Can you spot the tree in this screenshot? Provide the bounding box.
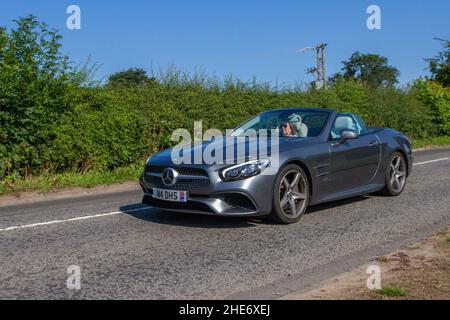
[426,38,450,87]
[330,52,400,88]
[413,79,450,135]
[107,68,155,87]
[0,16,74,146]
[0,15,83,177]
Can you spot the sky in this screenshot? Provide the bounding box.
[1,0,449,86]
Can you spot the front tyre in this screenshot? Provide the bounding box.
[270,164,310,224]
[382,151,407,196]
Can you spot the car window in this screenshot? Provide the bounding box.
[231,110,330,138]
[302,114,329,137]
[352,114,368,134]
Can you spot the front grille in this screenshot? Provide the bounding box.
[144,166,210,190]
[221,193,257,211]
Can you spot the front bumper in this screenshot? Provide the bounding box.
[139,165,276,216]
[142,192,264,217]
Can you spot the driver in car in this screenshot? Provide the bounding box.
[281,122,298,137]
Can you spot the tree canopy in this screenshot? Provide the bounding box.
[426,38,450,87]
[330,52,400,88]
[107,68,155,87]
[0,15,75,149]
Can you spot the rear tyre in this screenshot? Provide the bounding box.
[382,151,407,196]
[270,164,310,224]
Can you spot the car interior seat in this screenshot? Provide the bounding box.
[288,114,308,137]
[331,116,356,139]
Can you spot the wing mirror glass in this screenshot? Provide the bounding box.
[340,129,359,144]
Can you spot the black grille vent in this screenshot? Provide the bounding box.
[153,178,210,190]
[147,166,208,177]
[222,193,256,211]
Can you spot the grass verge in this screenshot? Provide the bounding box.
[377,286,408,298]
[0,164,143,195]
[412,136,450,149]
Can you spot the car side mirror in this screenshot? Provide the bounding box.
[340,129,359,144]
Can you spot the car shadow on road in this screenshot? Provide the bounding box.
[120,194,374,228]
[306,194,374,214]
[119,203,262,229]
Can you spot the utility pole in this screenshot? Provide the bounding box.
[297,43,327,88]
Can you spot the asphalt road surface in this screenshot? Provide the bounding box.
[0,148,449,299]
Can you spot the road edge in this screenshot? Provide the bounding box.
[226,218,450,300]
[0,181,141,208]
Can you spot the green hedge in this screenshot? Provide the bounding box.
[413,80,450,135]
[1,76,446,180]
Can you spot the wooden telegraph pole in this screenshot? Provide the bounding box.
[297,43,327,89]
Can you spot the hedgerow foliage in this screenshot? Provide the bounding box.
[413,80,450,135]
[0,16,448,181]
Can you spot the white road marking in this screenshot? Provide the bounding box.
[0,207,150,233]
[0,157,449,233]
[413,158,449,166]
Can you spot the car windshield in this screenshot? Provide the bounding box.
[230,109,330,138]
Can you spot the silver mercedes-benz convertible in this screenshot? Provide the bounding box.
[139,108,412,224]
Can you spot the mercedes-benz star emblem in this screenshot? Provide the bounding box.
[162,168,178,187]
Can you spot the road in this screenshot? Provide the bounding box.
[0,148,449,299]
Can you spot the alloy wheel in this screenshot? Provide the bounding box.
[278,170,308,218]
[389,155,407,193]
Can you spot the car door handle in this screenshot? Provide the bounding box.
[369,140,378,147]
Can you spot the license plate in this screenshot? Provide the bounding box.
[152,188,188,203]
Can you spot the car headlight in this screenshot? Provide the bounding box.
[220,159,270,181]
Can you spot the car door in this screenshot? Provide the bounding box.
[328,115,381,192]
